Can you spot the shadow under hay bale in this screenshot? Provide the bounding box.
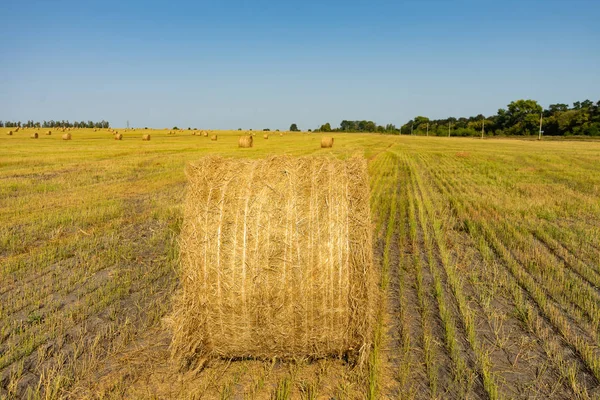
[238,135,253,148]
[171,155,376,367]
[321,137,334,148]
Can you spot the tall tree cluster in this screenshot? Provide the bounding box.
[316,120,400,133]
[400,99,600,137]
[313,99,600,136]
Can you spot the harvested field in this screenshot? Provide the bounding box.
[1,129,600,399]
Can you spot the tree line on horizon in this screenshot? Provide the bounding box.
[0,120,110,129]
[314,99,600,137]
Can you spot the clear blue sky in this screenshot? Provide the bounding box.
[1,0,599,130]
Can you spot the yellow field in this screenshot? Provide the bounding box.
[1,128,600,399]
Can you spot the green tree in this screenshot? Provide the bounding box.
[503,99,543,135]
[319,122,332,132]
[289,123,299,131]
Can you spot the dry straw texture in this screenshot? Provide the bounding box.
[62,133,71,140]
[321,137,334,148]
[210,134,217,141]
[171,155,375,366]
[114,133,123,140]
[142,134,151,141]
[238,135,253,148]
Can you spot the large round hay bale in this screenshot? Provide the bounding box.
[114,133,123,140]
[62,133,71,140]
[172,156,375,364]
[321,137,334,148]
[31,132,39,139]
[210,134,217,141]
[7,130,12,136]
[238,135,253,148]
[142,134,151,141]
[263,133,269,139]
[202,131,208,137]
[46,130,52,135]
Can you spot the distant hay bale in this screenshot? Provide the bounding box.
[203,131,208,137]
[142,134,151,141]
[279,132,283,137]
[114,133,123,140]
[62,133,71,140]
[31,132,39,139]
[7,130,12,135]
[263,133,269,139]
[238,135,253,148]
[210,134,217,141]
[171,155,375,365]
[46,130,52,135]
[321,137,334,148]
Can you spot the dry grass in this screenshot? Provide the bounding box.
[1,128,599,399]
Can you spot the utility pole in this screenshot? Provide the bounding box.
[538,114,543,140]
[448,121,451,137]
[426,123,429,137]
[481,119,485,139]
[411,124,413,135]
[127,120,130,129]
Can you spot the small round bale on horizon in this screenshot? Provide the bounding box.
[238,135,253,148]
[321,137,334,148]
[263,133,269,139]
